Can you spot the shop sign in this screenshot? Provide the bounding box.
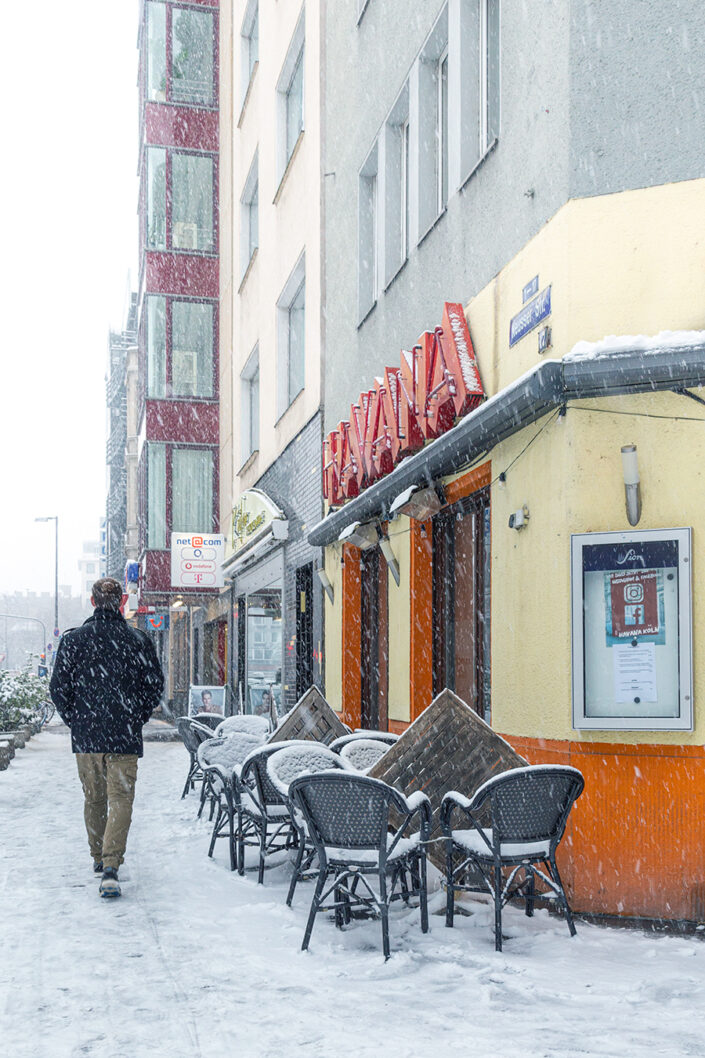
[323,302,484,508]
[509,285,552,347]
[170,533,225,588]
[146,613,169,631]
[231,489,285,555]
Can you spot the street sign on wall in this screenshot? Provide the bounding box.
[170,533,225,588]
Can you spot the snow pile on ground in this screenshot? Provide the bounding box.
[1,731,704,1058]
[564,330,705,362]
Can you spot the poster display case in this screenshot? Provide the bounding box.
[571,528,692,731]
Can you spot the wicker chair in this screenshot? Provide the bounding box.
[441,764,585,951]
[215,714,271,739]
[329,731,399,753]
[338,738,389,773]
[266,744,346,906]
[289,772,431,959]
[198,732,267,870]
[192,712,223,731]
[176,717,212,799]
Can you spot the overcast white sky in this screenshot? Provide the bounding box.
[0,2,139,600]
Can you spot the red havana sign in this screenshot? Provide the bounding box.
[323,303,484,507]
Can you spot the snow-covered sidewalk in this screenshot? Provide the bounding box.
[1,729,704,1058]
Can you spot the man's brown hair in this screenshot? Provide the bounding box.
[91,577,123,611]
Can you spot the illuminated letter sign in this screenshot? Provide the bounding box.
[322,303,484,508]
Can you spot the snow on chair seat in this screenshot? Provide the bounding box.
[215,714,271,739]
[338,738,389,773]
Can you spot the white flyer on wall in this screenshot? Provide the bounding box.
[613,643,657,704]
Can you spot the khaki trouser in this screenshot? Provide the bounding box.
[75,753,139,870]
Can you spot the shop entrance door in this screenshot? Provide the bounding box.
[360,548,389,730]
[295,563,314,700]
[432,488,491,720]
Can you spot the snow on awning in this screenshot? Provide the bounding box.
[308,337,705,548]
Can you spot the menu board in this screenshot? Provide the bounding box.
[571,529,692,731]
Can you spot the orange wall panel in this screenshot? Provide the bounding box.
[341,544,362,730]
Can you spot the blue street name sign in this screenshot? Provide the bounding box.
[510,285,552,347]
[522,276,539,303]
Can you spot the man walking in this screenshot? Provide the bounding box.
[50,577,164,899]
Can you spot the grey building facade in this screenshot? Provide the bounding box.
[322,0,705,433]
[105,293,138,582]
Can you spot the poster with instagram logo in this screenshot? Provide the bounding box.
[607,569,664,642]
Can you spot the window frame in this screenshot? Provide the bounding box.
[145,293,218,401]
[143,1,218,109]
[240,345,260,465]
[240,152,259,281]
[240,0,259,107]
[276,13,306,182]
[143,145,218,256]
[276,254,306,417]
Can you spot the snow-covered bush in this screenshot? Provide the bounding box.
[0,668,49,730]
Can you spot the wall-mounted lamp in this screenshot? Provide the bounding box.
[377,530,401,586]
[316,567,335,604]
[389,483,444,521]
[621,444,641,526]
[338,520,379,550]
[508,505,530,530]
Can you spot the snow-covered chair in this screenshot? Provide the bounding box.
[441,764,585,951]
[338,738,389,773]
[266,744,347,906]
[215,714,271,739]
[289,772,431,959]
[176,717,212,798]
[198,732,267,870]
[192,712,222,731]
[329,730,398,753]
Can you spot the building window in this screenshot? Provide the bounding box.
[241,0,259,102]
[383,85,410,286]
[277,257,305,414]
[484,0,500,147]
[418,7,448,237]
[171,152,214,252]
[172,301,214,397]
[358,144,378,319]
[458,0,500,184]
[146,2,167,102]
[147,295,167,397]
[171,7,214,106]
[146,147,167,250]
[276,15,305,179]
[144,1,215,108]
[172,448,213,533]
[147,443,166,549]
[240,154,259,278]
[240,347,260,462]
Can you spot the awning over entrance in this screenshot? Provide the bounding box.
[308,336,705,547]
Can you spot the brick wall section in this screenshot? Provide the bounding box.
[369,689,526,870]
[253,412,325,711]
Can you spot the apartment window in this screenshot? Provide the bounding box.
[240,154,259,278]
[437,49,449,213]
[276,16,305,178]
[418,8,448,237]
[146,147,167,249]
[172,301,214,397]
[277,258,305,414]
[484,0,500,146]
[147,295,167,397]
[240,347,260,461]
[241,0,259,101]
[147,443,166,549]
[358,144,378,319]
[383,85,410,286]
[458,0,500,184]
[144,1,215,107]
[146,2,167,102]
[172,448,214,533]
[172,152,214,252]
[172,7,215,106]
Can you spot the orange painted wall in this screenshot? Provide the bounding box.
[340,543,362,730]
[508,734,705,923]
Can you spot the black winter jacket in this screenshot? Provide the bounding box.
[50,609,164,756]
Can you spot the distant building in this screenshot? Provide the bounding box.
[106,294,137,581]
[78,534,105,608]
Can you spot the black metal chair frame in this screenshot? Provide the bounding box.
[198,729,265,831]
[176,717,211,799]
[289,772,432,960]
[266,745,348,907]
[329,731,399,754]
[441,764,585,951]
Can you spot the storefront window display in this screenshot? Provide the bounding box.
[234,587,283,717]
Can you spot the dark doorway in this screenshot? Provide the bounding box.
[432,488,491,720]
[295,562,314,700]
[360,548,389,730]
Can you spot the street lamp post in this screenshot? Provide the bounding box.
[35,516,59,647]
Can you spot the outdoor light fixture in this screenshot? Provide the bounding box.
[316,567,334,604]
[338,520,379,550]
[377,530,401,587]
[621,444,641,526]
[389,483,444,521]
[508,505,530,531]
